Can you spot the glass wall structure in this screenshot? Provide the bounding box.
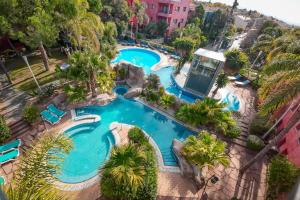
[184,49,225,96]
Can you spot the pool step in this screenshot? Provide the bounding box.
[65,126,95,136]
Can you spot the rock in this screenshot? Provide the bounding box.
[124,88,143,98]
[172,139,194,179]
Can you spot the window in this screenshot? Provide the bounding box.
[175,6,180,12]
[173,19,178,24]
[296,123,300,131]
[183,7,187,12]
[298,137,300,145]
[150,4,155,9]
[181,18,184,23]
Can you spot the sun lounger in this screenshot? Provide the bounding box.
[235,80,250,86]
[0,139,21,154]
[47,104,65,118]
[228,74,241,81]
[0,176,5,185]
[0,149,19,165]
[41,110,60,124]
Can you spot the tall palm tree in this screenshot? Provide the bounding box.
[66,0,104,53]
[4,133,72,199]
[100,144,146,200]
[173,37,196,73]
[241,40,300,172]
[212,73,229,97]
[182,130,230,169]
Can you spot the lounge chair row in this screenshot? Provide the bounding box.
[41,104,66,125]
[0,139,21,165]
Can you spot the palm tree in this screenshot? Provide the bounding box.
[241,37,300,172]
[100,144,147,200]
[68,50,109,97]
[182,130,230,169]
[133,0,148,34]
[66,0,104,53]
[4,133,72,199]
[212,73,229,97]
[160,94,176,109]
[173,37,196,73]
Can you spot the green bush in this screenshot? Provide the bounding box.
[246,135,264,151]
[0,115,10,144]
[226,126,241,138]
[64,85,86,103]
[249,114,273,136]
[267,156,300,199]
[128,127,148,145]
[22,105,40,124]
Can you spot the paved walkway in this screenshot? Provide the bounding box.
[0,74,31,123]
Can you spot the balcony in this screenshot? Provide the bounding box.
[158,0,181,3]
[157,10,172,17]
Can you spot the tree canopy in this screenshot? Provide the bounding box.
[225,49,249,70]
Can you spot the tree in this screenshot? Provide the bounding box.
[68,51,111,97]
[0,58,12,84]
[87,0,103,14]
[212,73,229,97]
[0,115,10,144]
[241,33,300,172]
[133,0,148,34]
[267,156,300,199]
[100,144,147,200]
[173,37,196,73]
[156,20,168,37]
[182,130,229,169]
[101,0,132,35]
[4,133,72,199]
[187,3,205,25]
[202,9,227,41]
[224,49,249,71]
[66,1,104,53]
[0,0,76,71]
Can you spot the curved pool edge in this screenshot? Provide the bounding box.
[53,111,103,191]
[115,47,163,72]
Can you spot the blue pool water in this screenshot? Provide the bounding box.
[57,96,194,183]
[56,122,115,183]
[154,66,240,111]
[112,48,161,75]
[114,85,128,95]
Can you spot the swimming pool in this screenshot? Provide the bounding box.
[57,96,194,183]
[112,48,161,75]
[154,66,240,111]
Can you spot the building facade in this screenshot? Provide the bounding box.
[277,96,300,168]
[128,0,191,36]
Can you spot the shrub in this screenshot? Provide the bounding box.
[246,135,264,151]
[226,126,241,138]
[22,105,40,124]
[225,49,249,70]
[128,127,148,145]
[64,85,86,103]
[160,94,176,109]
[267,156,300,199]
[249,114,273,136]
[0,115,10,144]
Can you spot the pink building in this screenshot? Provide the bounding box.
[277,96,300,167]
[128,0,191,36]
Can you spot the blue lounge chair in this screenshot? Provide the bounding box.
[0,149,19,165]
[235,80,250,86]
[228,74,242,81]
[0,139,21,154]
[0,176,5,185]
[41,110,60,124]
[47,104,65,118]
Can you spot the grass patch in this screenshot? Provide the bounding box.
[6,51,67,93]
